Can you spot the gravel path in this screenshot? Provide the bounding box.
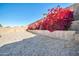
[0,34,77,56]
[0,28,78,56]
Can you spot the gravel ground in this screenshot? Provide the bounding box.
[0,35,77,56]
[0,27,36,47]
[0,27,78,56]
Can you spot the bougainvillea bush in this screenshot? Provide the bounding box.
[27,6,74,32]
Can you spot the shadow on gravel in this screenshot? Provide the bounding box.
[0,35,78,56]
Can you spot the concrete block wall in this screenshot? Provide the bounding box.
[28,30,76,40]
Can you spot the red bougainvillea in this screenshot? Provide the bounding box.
[27,6,74,32]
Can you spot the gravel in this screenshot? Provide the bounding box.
[0,35,77,56]
[0,28,78,56]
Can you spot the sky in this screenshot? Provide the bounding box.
[0,3,73,27]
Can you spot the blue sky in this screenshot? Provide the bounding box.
[0,3,72,27]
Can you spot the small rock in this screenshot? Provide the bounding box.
[0,35,2,38]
